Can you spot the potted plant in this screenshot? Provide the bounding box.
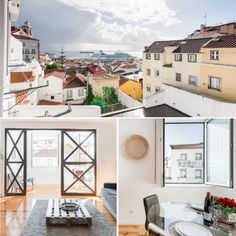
[214,197,236,224]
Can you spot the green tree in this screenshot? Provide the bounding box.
[46,63,58,70]
[102,86,118,105]
[59,47,66,66]
[85,84,95,105]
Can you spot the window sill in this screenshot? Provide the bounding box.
[164,184,215,188]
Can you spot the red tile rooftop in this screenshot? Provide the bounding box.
[44,71,66,80]
[11,71,35,83]
[12,34,40,41]
[38,100,63,105]
[203,35,236,48]
[170,143,203,150]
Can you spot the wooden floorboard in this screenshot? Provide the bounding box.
[119,225,146,236]
[0,185,116,236]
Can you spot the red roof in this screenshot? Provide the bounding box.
[203,35,236,48]
[87,65,103,74]
[13,34,40,41]
[11,71,35,83]
[44,71,66,80]
[63,75,86,89]
[38,100,63,105]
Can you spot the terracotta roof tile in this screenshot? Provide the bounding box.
[173,38,211,53]
[147,40,182,53]
[44,71,66,80]
[63,76,86,89]
[13,34,39,41]
[203,35,236,48]
[38,100,63,105]
[170,143,203,150]
[15,91,30,105]
[11,71,35,83]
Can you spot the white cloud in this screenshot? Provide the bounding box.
[56,0,180,26]
[55,0,181,50]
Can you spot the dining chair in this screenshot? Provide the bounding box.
[148,223,172,236]
[143,194,160,231]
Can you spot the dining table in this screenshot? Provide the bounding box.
[147,202,236,236]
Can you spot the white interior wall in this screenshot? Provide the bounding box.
[0,120,3,197]
[119,119,236,225]
[0,118,117,196]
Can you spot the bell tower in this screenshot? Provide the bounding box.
[21,20,32,37]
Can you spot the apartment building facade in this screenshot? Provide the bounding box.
[166,143,204,183]
[143,35,236,105]
[201,35,236,101]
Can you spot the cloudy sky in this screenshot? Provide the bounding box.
[16,0,236,53]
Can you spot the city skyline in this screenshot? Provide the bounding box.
[16,0,236,52]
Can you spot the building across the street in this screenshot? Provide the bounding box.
[12,20,40,63]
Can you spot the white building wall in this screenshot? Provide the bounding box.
[40,76,63,103]
[63,87,87,104]
[118,90,142,108]
[144,83,236,117]
[21,39,39,63]
[9,36,23,66]
[170,148,203,183]
[0,0,8,116]
[13,105,101,117]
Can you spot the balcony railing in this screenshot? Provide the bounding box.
[163,63,172,68]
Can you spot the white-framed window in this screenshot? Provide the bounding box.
[180,154,187,160]
[210,50,219,60]
[175,54,182,61]
[195,169,202,179]
[32,49,36,54]
[146,52,151,60]
[25,49,30,54]
[146,84,151,92]
[180,169,187,178]
[154,53,160,60]
[195,153,202,160]
[146,69,151,76]
[176,73,181,82]
[188,54,197,62]
[208,76,221,91]
[78,88,84,97]
[188,75,198,86]
[66,90,73,99]
[155,70,160,77]
[25,55,30,62]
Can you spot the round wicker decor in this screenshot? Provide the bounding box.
[123,134,149,160]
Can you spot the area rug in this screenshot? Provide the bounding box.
[20,200,116,236]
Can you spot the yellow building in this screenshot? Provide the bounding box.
[143,35,236,102]
[119,78,143,100]
[201,35,236,101]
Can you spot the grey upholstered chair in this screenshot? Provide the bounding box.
[143,194,160,231]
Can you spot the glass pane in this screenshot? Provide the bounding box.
[64,164,95,194]
[64,131,94,162]
[206,119,232,187]
[164,123,204,184]
[6,163,24,194]
[6,131,24,162]
[31,131,59,167]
